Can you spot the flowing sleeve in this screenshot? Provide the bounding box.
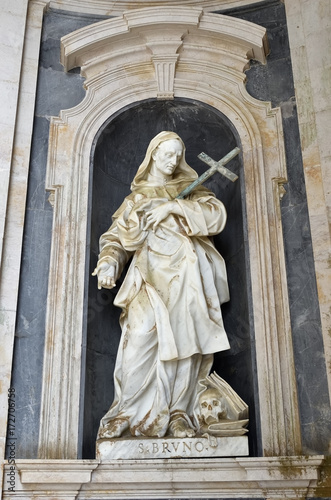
[97,195,143,281]
[115,195,149,252]
[97,220,131,282]
[97,194,149,279]
[175,188,227,236]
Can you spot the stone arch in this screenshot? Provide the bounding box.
[84,97,252,458]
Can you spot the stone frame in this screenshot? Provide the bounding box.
[47,0,270,16]
[3,456,328,500]
[38,7,302,461]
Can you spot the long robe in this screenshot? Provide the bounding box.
[97,182,230,438]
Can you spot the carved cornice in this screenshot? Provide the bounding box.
[61,8,268,76]
[60,7,268,101]
[4,456,328,500]
[43,0,270,17]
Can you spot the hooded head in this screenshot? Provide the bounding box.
[130,131,198,191]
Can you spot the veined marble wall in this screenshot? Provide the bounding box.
[1,0,331,498]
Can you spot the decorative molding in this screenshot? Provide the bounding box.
[47,0,271,17]
[38,7,301,462]
[3,456,328,499]
[144,35,184,98]
[284,0,331,405]
[152,55,179,98]
[0,0,48,495]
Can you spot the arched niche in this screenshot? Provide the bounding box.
[83,98,256,458]
[39,7,301,460]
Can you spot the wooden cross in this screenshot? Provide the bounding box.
[176,147,240,199]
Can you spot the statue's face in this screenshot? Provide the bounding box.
[152,139,183,177]
[199,388,226,425]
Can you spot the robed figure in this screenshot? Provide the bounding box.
[93,131,231,439]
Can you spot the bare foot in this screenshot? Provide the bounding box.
[169,417,195,438]
[99,419,129,439]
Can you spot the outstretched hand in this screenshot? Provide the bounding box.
[92,261,116,290]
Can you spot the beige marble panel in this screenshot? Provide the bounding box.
[309,66,331,114]
[321,155,331,224]
[0,0,47,496]
[0,0,29,493]
[315,109,331,159]
[97,436,249,460]
[299,0,331,34]
[306,30,331,71]
[285,0,331,402]
[0,2,29,263]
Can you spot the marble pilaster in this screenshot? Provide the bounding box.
[0,0,47,495]
[284,0,331,407]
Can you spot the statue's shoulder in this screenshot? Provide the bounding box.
[188,185,216,200]
[112,191,147,219]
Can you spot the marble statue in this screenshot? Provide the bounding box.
[93,131,233,440]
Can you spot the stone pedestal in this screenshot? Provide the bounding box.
[96,435,249,460]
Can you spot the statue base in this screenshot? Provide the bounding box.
[96,435,248,460]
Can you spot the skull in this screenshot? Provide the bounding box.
[199,388,227,425]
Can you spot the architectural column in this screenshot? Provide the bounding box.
[0,0,48,496]
[284,0,331,403]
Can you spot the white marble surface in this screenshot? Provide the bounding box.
[96,436,249,460]
[0,0,46,496]
[285,0,331,405]
[2,456,326,499]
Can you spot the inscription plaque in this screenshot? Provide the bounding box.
[96,436,248,460]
